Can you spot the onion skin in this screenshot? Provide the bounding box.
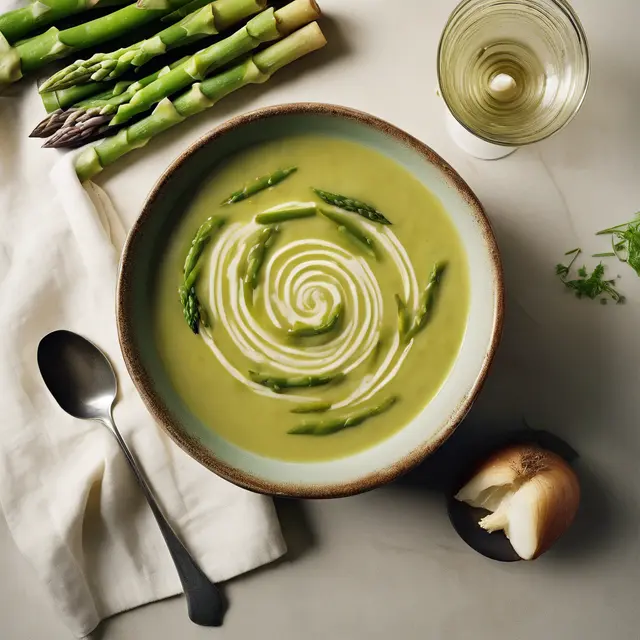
[455,444,581,560]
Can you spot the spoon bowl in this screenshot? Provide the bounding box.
[38,330,116,420]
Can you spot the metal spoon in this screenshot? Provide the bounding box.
[37,330,225,626]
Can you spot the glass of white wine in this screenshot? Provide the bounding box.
[438,0,590,158]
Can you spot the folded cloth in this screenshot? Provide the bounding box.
[0,38,286,639]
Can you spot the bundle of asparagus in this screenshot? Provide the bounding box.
[33,0,322,147]
[39,0,266,90]
[1,1,208,85]
[0,0,327,180]
[75,20,327,181]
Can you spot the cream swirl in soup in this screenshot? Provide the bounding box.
[154,136,469,462]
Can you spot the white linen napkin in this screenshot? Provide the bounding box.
[0,29,286,639]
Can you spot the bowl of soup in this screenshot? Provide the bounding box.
[117,103,503,497]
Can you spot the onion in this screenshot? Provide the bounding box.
[454,444,580,560]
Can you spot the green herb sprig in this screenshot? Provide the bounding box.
[596,213,640,276]
[556,248,624,304]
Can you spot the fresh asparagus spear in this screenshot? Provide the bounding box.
[73,22,327,181]
[244,225,279,290]
[255,203,317,224]
[313,188,392,225]
[288,304,342,337]
[395,294,410,337]
[0,0,130,45]
[0,0,195,85]
[41,0,321,148]
[337,225,376,259]
[320,207,379,259]
[161,0,212,22]
[404,262,446,342]
[33,56,191,138]
[222,167,297,205]
[179,215,226,333]
[40,80,116,114]
[290,402,332,414]
[288,396,398,436]
[249,370,345,393]
[40,0,264,91]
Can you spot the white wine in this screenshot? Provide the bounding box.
[438,0,590,146]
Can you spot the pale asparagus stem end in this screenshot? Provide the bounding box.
[275,0,321,35]
[254,21,326,75]
[0,33,22,84]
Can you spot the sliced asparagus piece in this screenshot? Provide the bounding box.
[0,0,195,85]
[74,22,327,181]
[222,167,297,205]
[244,225,279,290]
[288,396,398,436]
[404,262,446,342]
[395,294,410,337]
[290,402,332,414]
[0,0,130,45]
[249,370,344,393]
[320,207,379,259]
[40,0,264,91]
[313,188,392,225]
[179,215,226,333]
[33,56,190,138]
[255,203,317,224]
[288,304,342,337]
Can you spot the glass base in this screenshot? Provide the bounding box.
[445,109,518,160]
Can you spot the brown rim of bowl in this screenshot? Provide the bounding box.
[117,102,505,499]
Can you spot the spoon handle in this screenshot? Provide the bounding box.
[103,414,225,626]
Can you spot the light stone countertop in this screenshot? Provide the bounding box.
[1,0,639,638]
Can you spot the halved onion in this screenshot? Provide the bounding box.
[455,444,580,560]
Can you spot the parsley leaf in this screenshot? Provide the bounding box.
[556,248,625,304]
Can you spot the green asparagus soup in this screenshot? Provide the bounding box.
[154,135,469,462]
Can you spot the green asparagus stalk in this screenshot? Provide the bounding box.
[320,207,379,259]
[249,370,345,393]
[40,81,111,113]
[288,396,398,436]
[288,304,342,337]
[394,294,410,337]
[33,57,190,136]
[180,215,226,333]
[74,22,328,181]
[161,0,212,22]
[0,0,130,44]
[404,262,446,342]
[290,402,332,414]
[40,0,265,91]
[313,188,392,225]
[0,0,195,85]
[222,167,297,205]
[244,225,279,290]
[255,203,317,224]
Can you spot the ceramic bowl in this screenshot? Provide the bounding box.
[117,103,504,498]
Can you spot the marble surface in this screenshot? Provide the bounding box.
[2,0,639,637]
